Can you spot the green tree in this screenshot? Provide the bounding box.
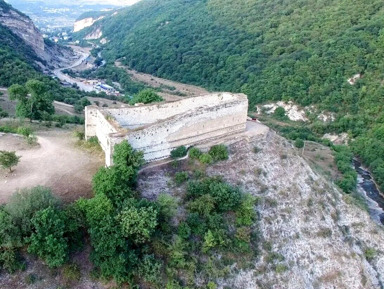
[76,194,134,283]
[0,209,22,272]
[170,146,187,158]
[129,89,163,105]
[113,140,145,170]
[8,79,55,121]
[93,141,144,207]
[27,207,68,268]
[0,151,20,172]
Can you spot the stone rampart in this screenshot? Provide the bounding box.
[85,93,248,166]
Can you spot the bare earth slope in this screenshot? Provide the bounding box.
[138,129,384,289]
[115,61,210,101]
[0,130,103,203]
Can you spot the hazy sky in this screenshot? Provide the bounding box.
[80,0,141,5]
[7,0,142,6]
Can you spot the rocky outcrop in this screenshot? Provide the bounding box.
[210,132,384,289]
[0,6,44,58]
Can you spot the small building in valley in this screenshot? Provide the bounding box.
[85,92,248,166]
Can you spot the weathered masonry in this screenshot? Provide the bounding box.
[85,93,248,166]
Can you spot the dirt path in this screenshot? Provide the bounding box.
[0,130,103,203]
[115,61,210,101]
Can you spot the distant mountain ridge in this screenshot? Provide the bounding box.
[0,0,74,86]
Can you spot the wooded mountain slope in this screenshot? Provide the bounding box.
[81,0,384,191]
[0,1,40,86]
[91,0,384,109]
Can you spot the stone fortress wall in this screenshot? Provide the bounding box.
[85,93,248,166]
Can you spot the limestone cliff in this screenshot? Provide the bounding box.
[0,3,44,59]
[74,16,104,32]
[0,0,75,69]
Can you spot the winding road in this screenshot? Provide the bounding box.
[53,47,96,92]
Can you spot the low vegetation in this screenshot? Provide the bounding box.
[129,88,163,105]
[0,140,258,288]
[0,150,20,172]
[171,145,188,159]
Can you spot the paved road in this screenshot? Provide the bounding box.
[53,47,96,92]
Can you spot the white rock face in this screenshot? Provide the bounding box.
[323,133,349,145]
[348,73,362,85]
[74,16,104,32]
[85,27,103,40]
[259,101,308,122]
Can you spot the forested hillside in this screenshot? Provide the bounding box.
[0,0,101,114]
[81,0,384,191]
[0,22,40,86]
[91,0,383,108]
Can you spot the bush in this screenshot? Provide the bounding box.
[208,145,228,162]
[129,89,163,105]
[5,187,60,236]
[294,139,304,148]
[17,126,32,137]
[62,263,81,283]
[209,181,242,212]
[236,194,257,226]
[189,147,202,159]
[74,130,85,141]
[119,203,158,244]
[188,194,215,217]
[157,193,178,220]
[136,254,162,284]
[170,146,187,158]
[199,153,213,164]
[273,107,287,119]
[27,207,69,267]
[0,209,23,272]
[365,248,376,261]
[174,171,188,185]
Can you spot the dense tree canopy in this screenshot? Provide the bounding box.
[82,0,384,192]
[9,80,55,120]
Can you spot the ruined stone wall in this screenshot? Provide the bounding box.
[85,106,118,166]
[86,93,248,165]
[107,93,242,129]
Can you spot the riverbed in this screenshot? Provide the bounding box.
[354,159,384,225]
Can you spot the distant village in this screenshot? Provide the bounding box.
[60,78,121,97]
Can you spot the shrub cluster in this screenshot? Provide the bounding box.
[171,146,187,159]
[1,140,259,288]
